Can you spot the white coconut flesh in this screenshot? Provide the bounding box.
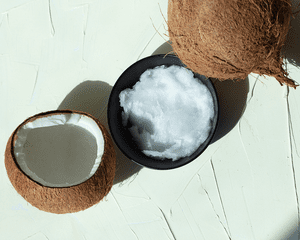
[13,113,105,187]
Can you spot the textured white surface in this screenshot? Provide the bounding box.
[1,0,300,240]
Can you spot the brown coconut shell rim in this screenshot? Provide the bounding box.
[5,109,116,214]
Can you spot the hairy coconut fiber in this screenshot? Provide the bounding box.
[167,0,298,88]
[5,110,116,214]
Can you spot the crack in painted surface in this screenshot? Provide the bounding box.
[158,207,177,240]
[82,4,89,36]
[247,75,259,104]
[111,192,125,216]
[81,4,89,65]
[48,0,55,36]
[129,228,139,240]
[241,186,256,240]
[285,90,300,158]
[178,199,202,240]
[136,21,163,61]
[286,86,300,227]
[30,66,40,104]
[238,120,255,189]
[172,173,199,208]
[0,14,4,28]
[197,174,232,240]
[169,147,224,211]
[0,0,34,14]
[210,159,232,238]
[182,195,207,240]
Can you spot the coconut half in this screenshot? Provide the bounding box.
[5,110,116,214]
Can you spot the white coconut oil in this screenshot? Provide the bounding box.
[119,65,214,161]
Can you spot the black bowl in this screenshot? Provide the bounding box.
[107,54,219,170]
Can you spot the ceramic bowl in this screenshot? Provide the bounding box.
[107,54,219,170]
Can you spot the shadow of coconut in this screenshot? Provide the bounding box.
[152,41,249,143]
[274,226,299,240]
[152,40,174,56]
[286,230,299,240]
[57,81,142,185]
[282,0,300,68]
[209,77,249,143]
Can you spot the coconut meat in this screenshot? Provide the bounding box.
[13,113,105,187]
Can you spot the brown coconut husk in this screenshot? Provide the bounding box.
[5,110,116,214]
[167,0,298,88]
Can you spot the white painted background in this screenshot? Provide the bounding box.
[1,0,300,239]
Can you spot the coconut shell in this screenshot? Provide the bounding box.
[5,110,116,214]
[167,0,298,88]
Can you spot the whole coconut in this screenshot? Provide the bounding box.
[167,0,298,88]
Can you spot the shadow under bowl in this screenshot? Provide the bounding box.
[107,54,219,170]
